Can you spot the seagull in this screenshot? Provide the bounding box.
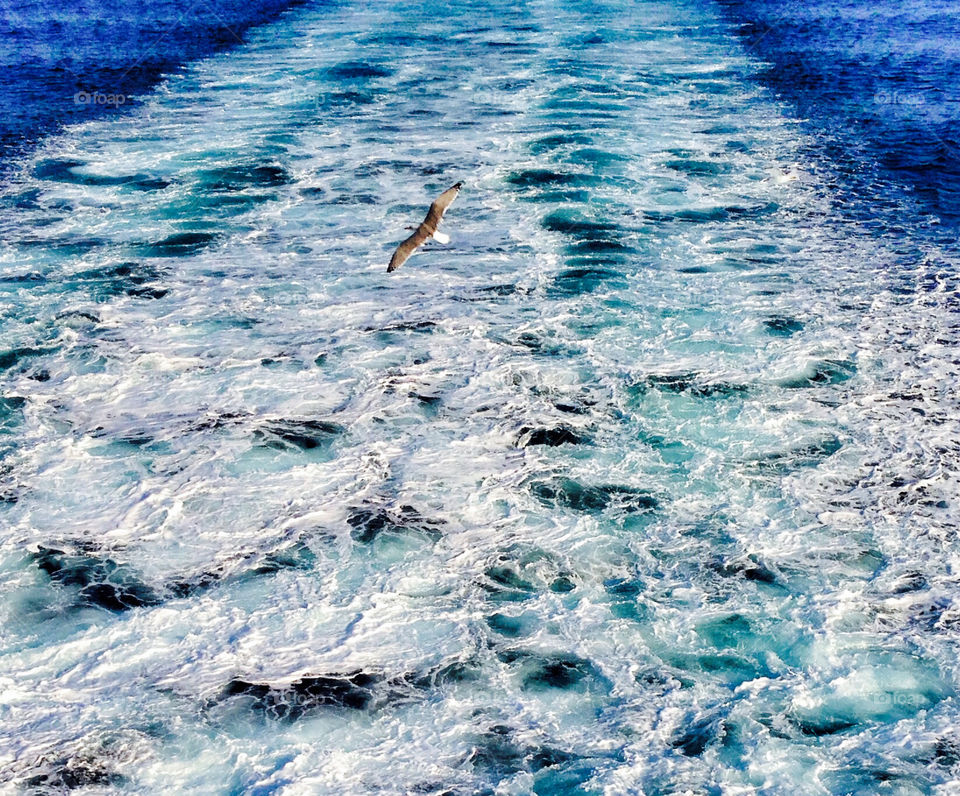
[387,182,462,273]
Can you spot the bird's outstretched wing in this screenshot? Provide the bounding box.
[387,227,430,272]
[422,182,462,233]
[387,181,462,273]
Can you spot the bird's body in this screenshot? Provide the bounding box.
[387,182,462,272]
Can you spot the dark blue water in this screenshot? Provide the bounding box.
[4,0,958,234]
[0,0,305,172]
[718,0,960,234]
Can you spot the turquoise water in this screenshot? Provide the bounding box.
[1,0,959,792]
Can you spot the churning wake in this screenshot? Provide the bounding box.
[1,0,959,793]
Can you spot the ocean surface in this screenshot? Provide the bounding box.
[0,0,959,793]
[0,0,307,171]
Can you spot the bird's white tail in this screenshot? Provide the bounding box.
[432,231,450,245]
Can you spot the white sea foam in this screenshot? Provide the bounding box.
[0,0,958,792]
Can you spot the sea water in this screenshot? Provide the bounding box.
[0,0,958,793]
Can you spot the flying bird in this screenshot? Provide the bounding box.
[387,182,462,272]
